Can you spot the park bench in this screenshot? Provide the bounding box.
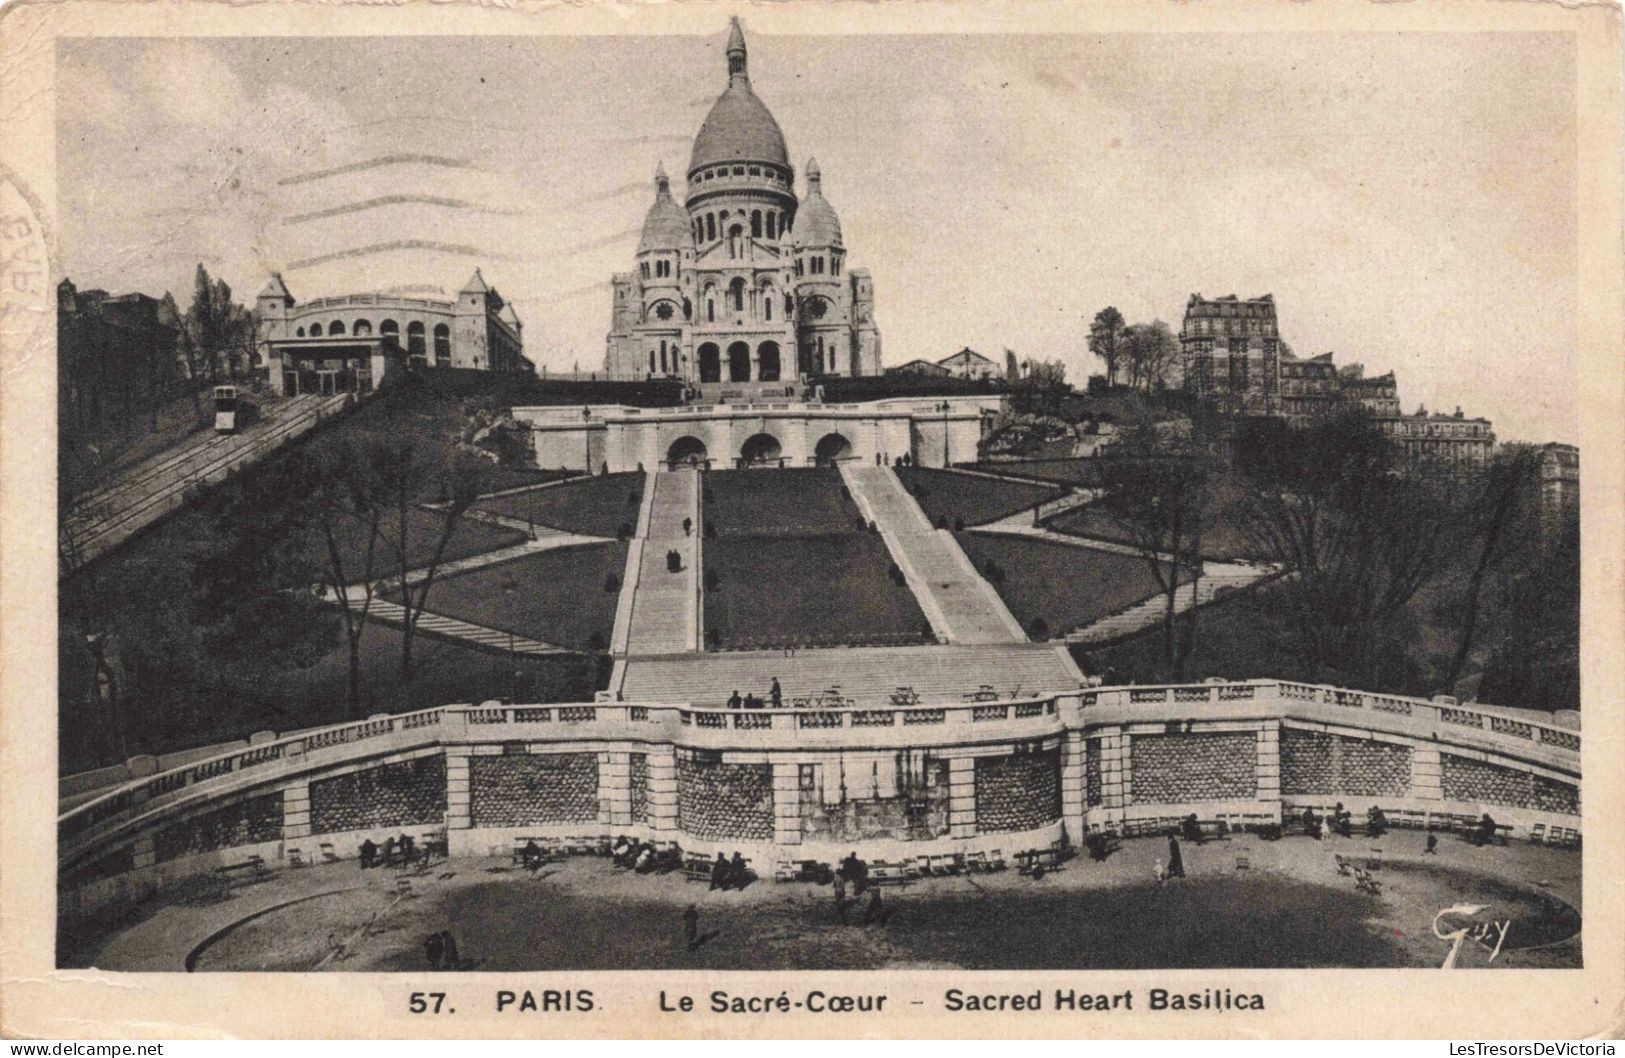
[1016,847,1067,877]
[867,861,914,887]
[889,686,922,707]
[511,838,560,867]
[215,854,273,890]
[682,858,714,884]
[1353,866,1384,896]
[319,842,340,863]
[917,853,964,876]
[774,859,834,884]
[1234,852,1251,872]
[1549,827,1581,849]
[965,849,1007,872]
[1084,831,1122,861]
[286,847,309,869]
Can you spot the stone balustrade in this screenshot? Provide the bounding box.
[57,679,1582,920]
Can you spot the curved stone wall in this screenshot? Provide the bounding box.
[57,681,1582,921]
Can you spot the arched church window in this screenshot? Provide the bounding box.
[380,320,398,338]
[766,212,776,239]
[812,256,824,275]
[641,262,650,279]
[706,215,717,242]
[751,211,762,238]
[833,256,842,276]
[749,166,760,176]
[795,258,804,277]
[310,323,322,336]
[764,290,773,321]
[649,351,656,375]
[730,277,746,313]
[733,166,745,176]
[329,320,345,336]
[433,324,450,366]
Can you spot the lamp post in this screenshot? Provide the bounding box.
[583,405,592,475]
[938,400,951,467]
[502,575,519,702]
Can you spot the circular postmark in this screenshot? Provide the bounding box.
[0,161,53,364]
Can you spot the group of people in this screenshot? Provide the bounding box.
[708,851,753,890]
[422,930,461,970]
[612,836,683,874]
[726,678,782,711]
[832,852,890,926]
[665,549,684,573]
[359,833,423,870]
[1155,833,1187,884]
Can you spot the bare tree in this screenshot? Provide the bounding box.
[1095,420,1217,677]
[1442,447,1539,689]
[1121,319,1180,392]
[307,442,393,716]
[1232,413,1468,685]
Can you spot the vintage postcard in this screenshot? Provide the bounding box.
[1,0,1622,1040]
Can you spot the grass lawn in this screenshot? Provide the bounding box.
[59,618,603,774]
[703,469,867,537]
[1044,477,1261,562]
[956,532,1181,638]
[475,473,643,537]
[387,543,628,650]
[705,535,930,650]
[968,458,1103,488]
[897,467,1061,527]
[325,507,528,581]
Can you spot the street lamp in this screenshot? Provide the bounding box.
[938,400,952,467]
[583,405,593,475]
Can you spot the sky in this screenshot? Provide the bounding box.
[57,28,1578,444]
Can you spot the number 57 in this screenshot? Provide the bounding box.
[410,992,447,1014]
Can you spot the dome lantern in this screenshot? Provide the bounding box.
[638,162,693,255]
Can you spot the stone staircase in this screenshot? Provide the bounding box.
[1065,566,1269,644]
[621,469,701,654]
[841,465,1026,644]
[616,642,1084,708]
[330,589,568,655]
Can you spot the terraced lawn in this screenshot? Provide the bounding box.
[896,467,1061,527]
[703,468,868,537]
[474,473,643,537]
[391,543,629,650]
[704,534,931,650]
[969,458,1102,488]
[956,532,1185,639]
[1045,478,1260,561]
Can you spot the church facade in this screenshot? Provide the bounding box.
[604,20,882,386]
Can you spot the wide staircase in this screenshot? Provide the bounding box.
[616,642,1084,708]
[620,470,701,654]
[841,466,1026,645]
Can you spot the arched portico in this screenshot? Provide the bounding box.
[728,341,751,382]
[757,341,781,382]
[813,432,854,466]
[698,343,721,383]
[740,433,783,467]
[667,435,710,469]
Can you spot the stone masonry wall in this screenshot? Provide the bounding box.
[677,758,774,842]
[974,749,1062,833]
[630,753,649,826]
[1131,733,1256,804]
[1442,754,1579,815]
[310,755,446,835]
[469,752,599,827]
[154,792,283,863]
[1280,729,1412,797]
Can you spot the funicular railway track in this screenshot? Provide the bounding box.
[63,393,351,568]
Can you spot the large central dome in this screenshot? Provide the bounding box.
[687,19,790,174]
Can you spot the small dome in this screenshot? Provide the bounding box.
[791,159,842,249]
[638,164,693,253]
[687,20,790,173]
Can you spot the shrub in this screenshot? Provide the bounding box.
[603,573,620,593]
[588,630,607,650]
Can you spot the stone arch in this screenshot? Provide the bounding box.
[698,342,721,383]
[380,319,399,344]
[433,323,451,366]
[352,318,372,336]
[814,432,854,466]
[729,277,746,314]
[740,432,783,466]
[727,341,751,382]
[757,341,781,382]
[328,320,346,336]
[406,321,427,363]
[667,435,709,468]
[309,322,323,337]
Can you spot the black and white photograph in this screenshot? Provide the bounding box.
[5,0,1622,1041]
